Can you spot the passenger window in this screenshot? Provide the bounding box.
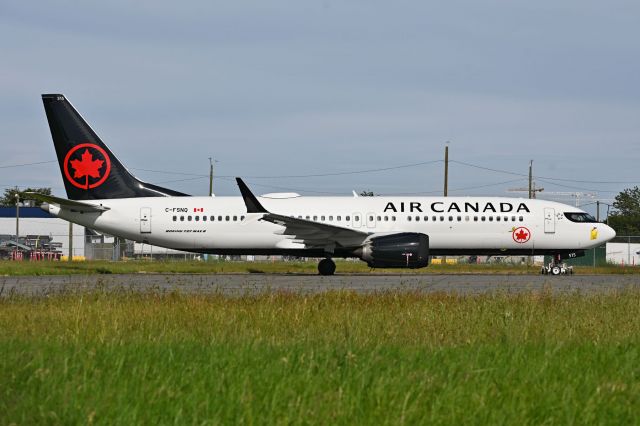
[346,216,351,221]
[225,216,230,221]
[210,216,214,221]
[369,216,374,222]
[465,216,469,221]
[188,216,192,221]
[377,216,381,221]
[241,216,245,221]
[481,216,486,222]
[392,216,396,221]
[504,216,508,221]
[457,216,461,221]
[180,216,184,221]
[496,216,500,222]
[321,216,325,221]
[519,216,524,222]
[384,216,389,221]
[448,216,453,221]
[173,216,177,221]
[218,216,222,221]
[195,216,200,221]
[432,216,437,221]
[306,216,310,220]
[329,216,333,221]
[489,216,493,222]
[408,216,412,221]
[415,216,420,221]
[313,216,317,221]
[203,216,207,221]
[473,216,478,222]
[337,216,341,221]
[355,216,359,221]
[233,216,237,221]
[511,216,516,221]
[424,216,429,221]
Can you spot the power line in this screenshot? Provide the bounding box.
[215,176,346,195]
[0,160,56,169]
[133,159,443,180]
[132,168,206,177]
[451,160,638,185]
[378,178,526,196]
[536,178,620,193]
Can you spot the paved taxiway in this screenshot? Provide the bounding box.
[1,274,639,298]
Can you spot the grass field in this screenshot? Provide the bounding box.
[1,259,638,276]
[2,291,640,424]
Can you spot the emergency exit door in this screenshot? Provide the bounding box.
[140,207,152,233]
[544,208,555,233]
[352,213,362,228]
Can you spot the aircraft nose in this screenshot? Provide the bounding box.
[603,225,616,242]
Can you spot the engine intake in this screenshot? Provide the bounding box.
[354,232,429,268]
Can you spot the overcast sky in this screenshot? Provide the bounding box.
[1,0,638,214]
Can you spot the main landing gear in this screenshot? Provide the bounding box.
[541,254,574,276]
[318,258,336,276]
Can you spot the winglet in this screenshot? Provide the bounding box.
[236,178,268,213]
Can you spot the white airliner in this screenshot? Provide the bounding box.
[29,94,616,275]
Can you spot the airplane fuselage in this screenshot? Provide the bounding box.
[47,195,614,258]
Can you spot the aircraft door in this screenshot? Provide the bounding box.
[544,208,555,233]
[366,212,376,229]
[352,213,362,228]
[140,207,152,233]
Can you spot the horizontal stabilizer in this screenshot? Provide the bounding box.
[23,192,109,212]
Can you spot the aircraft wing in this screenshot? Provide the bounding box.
[236,178,368,249]
[23,192,110,213]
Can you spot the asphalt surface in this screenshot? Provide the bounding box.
[1,273,639,298]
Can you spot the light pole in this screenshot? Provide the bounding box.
[209,157,218,196]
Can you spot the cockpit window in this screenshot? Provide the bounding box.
[564,212,598,223]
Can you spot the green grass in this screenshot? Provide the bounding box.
[2,291,640,424]
[1,259,638,276]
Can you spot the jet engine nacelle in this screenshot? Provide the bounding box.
[354,232,429,268]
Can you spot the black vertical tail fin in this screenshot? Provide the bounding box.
[41,94,188,200]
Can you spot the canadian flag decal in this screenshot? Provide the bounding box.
[194,207,204,212]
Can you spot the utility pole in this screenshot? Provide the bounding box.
[208,157,214,197]
[68,222,73,262]
[443,144,449,197]
[442,144,449,265]
[528,160,533,199]
[15,191,20,245]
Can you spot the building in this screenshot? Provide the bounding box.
[0,206,195,260]
[0,206,84,259]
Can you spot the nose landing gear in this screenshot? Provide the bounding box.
[541,254,574,275]
[318,258,336,276]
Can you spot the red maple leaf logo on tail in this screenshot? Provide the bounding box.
[63,143,111,190]
[70,149,104,189]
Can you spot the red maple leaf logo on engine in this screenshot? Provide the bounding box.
[70,149,104,180]
[512,227,531,243]
[63,143,112,190]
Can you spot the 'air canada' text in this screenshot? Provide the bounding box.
[383,201,531,214]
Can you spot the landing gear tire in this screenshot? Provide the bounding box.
[551,266,562,276]
[318,258,336,276]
